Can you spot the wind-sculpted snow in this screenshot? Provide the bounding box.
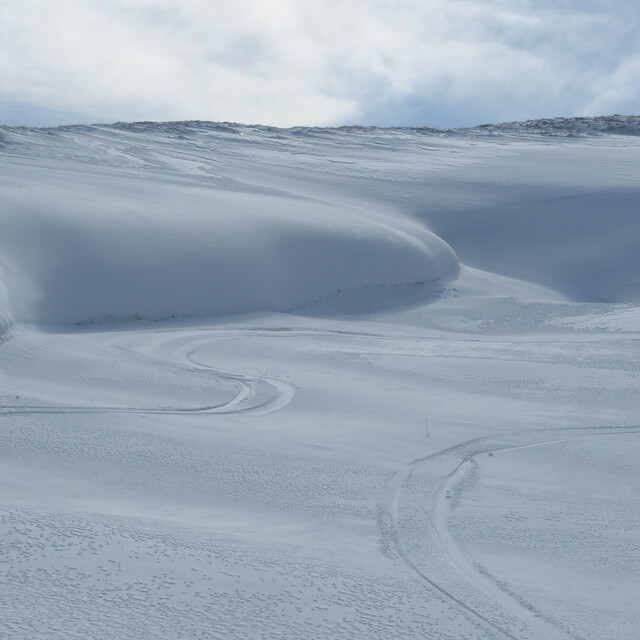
[0,125,460,326]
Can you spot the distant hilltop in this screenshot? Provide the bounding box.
[1,114,640,138]
[473,114,640,137]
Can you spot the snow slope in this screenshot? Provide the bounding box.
[1,115,639,326]
[1,117,639,640]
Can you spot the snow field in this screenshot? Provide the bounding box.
[1,118,639,639]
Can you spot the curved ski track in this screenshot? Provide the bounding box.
[0,330,295,418]
[2,325,638,640]
[384,425,640,640]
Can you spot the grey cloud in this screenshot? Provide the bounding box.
[0,0,638,127]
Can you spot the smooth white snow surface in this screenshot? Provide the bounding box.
[1,116,639,640]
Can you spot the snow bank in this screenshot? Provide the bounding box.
[0,159,458,326]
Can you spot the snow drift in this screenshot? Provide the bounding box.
[0,153,458,326]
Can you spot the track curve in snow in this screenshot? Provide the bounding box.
[0,330,295,418]
[383,426,640,640]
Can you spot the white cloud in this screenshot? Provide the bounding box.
[1,0,639,127]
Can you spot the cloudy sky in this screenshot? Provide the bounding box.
[1,0,639,128]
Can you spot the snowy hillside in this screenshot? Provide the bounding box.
[2,115,639,327]
[1,117,639,640]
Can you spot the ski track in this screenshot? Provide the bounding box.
[0,330,296,418]
[384,426,640,640]
[2,324,638,639]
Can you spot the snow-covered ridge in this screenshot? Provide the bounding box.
[2,114,639,144]
[102,113,640,137]
[472,114,640,137]
[114,113,640,136]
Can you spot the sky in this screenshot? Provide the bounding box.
[1,0,639,128]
